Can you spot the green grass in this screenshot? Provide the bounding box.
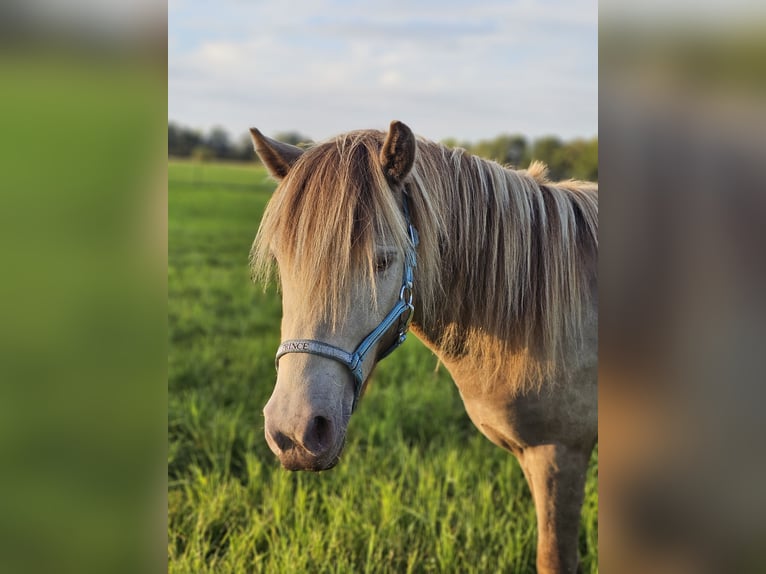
[169,158,270,188]
[168,160,598,573]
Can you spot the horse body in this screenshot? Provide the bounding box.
[250,121,597,573]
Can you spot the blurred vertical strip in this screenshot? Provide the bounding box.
[600,3,766,573]
[0,1,167,573]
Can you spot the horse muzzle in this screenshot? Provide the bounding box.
[263,403,347,471]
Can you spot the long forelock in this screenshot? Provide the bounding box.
[251,131,416,326]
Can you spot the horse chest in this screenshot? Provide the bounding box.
[450,364,597,455]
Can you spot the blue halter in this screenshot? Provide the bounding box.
[275,192,419,412]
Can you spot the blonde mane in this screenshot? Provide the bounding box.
[252,129,598,389]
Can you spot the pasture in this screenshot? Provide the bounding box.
[168,159,598,573]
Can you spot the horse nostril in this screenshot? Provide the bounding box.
[272,430,294,452]
[302,415,333,455]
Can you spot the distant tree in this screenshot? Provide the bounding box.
[235,132,256,162]
[168,120,597,177]
[441,137,472,150]
[207,126,232,159]
[531,136,565,180]
[471,139,494,162]
[565,138,598,181]
[168,122,180,154]
[168,122,203,157]
[500,134,529,167]
[529,137,598,181]
[473,134,528,167]
[274,131,313,147]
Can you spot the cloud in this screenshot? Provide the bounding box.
[169,0,597,141]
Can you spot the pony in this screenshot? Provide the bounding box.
[250,121,597,573]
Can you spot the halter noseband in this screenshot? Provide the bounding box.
[275,191,419,413]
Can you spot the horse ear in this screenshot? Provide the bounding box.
[249,128,304,180]
[380,120,416,185]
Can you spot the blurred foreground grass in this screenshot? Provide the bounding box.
[0,50,166,574]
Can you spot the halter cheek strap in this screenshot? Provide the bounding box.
[275,192,419,413]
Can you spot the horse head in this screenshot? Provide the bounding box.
[251,121,417,471]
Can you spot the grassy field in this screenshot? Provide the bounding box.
[168,159,598,573]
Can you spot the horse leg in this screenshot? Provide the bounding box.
[520,443,590,574]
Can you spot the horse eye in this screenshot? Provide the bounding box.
[375,255,391,272]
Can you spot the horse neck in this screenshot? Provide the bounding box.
[408,147,598,366]
[409,149,517,354]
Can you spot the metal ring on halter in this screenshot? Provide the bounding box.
[399,283,413,306]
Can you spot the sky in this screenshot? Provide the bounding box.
[168,0,597,143]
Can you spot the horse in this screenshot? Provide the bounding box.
[249,121,598,573]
